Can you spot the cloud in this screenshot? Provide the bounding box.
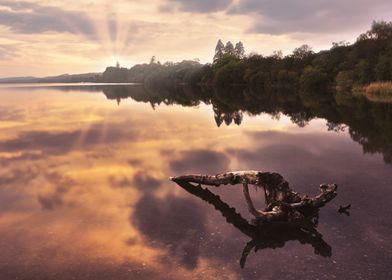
[229,0,392,35]
[0,44,18,60]
[169,149,230,175]
[0,0,97,39]
[161,0,232,13]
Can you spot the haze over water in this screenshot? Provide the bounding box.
[0,84,391,279]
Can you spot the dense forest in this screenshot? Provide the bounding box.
[100,21,392,98]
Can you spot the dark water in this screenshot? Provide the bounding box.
[0,84,391,279]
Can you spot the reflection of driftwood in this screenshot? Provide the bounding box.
[171,171,337,224]
[338,204,351,216]
[170,178,332,268]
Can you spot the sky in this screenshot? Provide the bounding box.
[0,0,391,77]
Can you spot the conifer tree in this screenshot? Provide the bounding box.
[213,39,225,62]
[234,41,245,58]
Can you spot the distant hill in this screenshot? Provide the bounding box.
[0,72,102,83]
[0,76,38,83]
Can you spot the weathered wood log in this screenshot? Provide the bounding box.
[171,170,337,224]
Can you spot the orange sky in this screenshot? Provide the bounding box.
[0,0,391,77]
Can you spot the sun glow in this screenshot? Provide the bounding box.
[100,55,132,71]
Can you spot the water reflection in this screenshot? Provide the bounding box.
[105,84,392,165]
[173,180,332,268]
[0,84,391,279]
[14,83,391,165]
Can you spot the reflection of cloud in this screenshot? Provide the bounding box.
[228,130,392,189]
[0,0,97,39]
[0,130,83,154]
[38,193,63,210]
[0,258,178,280]
[127,159,142,166]
[45,172,76,189]
[37,172,76,210]
[132,172,161,192]
[229,0,391,35]
[0,106,24,121]
[161,0,232,13]
[0,152,44,167]
[132,193,206,269]
[0,166,39,212]
[0,123,137,155]
[169,149,230,175]
[108,172,161,191]
[108,175,132,189]
[0,166,38,186]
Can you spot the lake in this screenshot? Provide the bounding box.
[0,84,391,279]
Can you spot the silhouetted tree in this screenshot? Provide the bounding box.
[271,50,283,59]
[292,44,314,59]
[235,42,245,58]
[214,39,225,62]
[357,20,392,41]
[224,41,235,55]
[369,20,392,40]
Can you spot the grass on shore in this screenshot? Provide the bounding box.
[363,82,392,103]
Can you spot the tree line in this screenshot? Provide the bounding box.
[99,21,392,96]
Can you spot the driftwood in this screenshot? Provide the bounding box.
[170,174,332,268]
[171,170,337,224]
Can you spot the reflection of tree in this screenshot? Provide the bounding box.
[213,105,243,127]
[326,122,346,132]
[173,180,331,268]
[290,112,312,128]
[102,85,208,108]
[50,83,392,165]
[106,84,392,165]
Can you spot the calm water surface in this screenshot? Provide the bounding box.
[0,84,391,279]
